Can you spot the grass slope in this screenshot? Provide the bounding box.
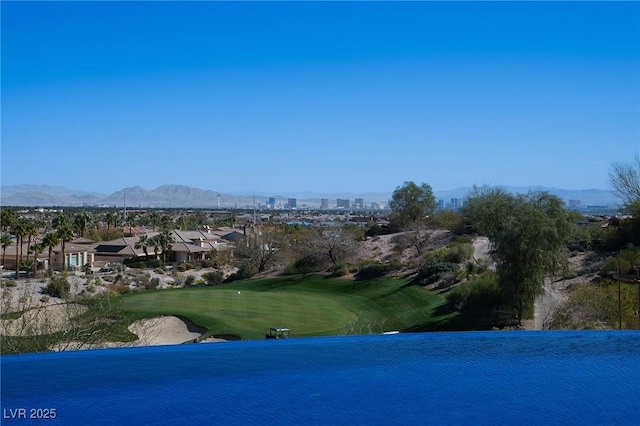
[118,275,455,340]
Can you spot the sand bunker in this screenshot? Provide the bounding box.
[49,316,211,351]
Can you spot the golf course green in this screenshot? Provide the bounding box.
[118,275,454,339]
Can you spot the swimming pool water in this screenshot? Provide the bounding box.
[2,331,639,425]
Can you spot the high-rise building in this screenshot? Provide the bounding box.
[568,199,582,209]
[354,198,364,209]
[268,197,276,209]
[320,198,329,209]
[337,198,350,209]
[287,198,297,209]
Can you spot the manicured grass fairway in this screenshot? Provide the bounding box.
[118,275,452,339]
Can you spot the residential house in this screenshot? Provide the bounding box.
[2,240,95,272]
[91,228,237,265]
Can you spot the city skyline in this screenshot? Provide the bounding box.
[0,182,621,210]
[2,1,639,194]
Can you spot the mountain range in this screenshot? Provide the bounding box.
[0,184,622,209]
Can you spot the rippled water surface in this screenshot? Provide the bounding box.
[2,331,639,425]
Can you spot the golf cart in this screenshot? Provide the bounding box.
[265,327,290,339]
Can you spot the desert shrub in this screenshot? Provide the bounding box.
[176,262,198,272]
[224,265,253,283]
[365,223,393,237]
[446,272,501,314]
[146,259,162,269]
[465,261,481,276]
[83,263,93,275]
[34,270,48,279]
[124,258,162,269]
[147,277,160,290]
[137,273,149,285]
[355,260,399,280]
[42,273,71,299]
[444,242,474,264]
[40,295,50,303]
[286,253,326,275]
[200,259,218,268]
[153,268,164,275]
[546,280,638,330]
[184,275,197,287]
[1,280,17,288]
[202,270,224,286]
[416,258,458,285]
[330,262,348,277]
[107,284,131,295]
[423,247,448,263]
[170,276,185,287]
[454,235,473,244]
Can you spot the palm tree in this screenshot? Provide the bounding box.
[155,230,175,266]
[53,214,73,271]
[42,232,60,277]
[1,233,12,268]
[149,236,160,260]
[1,209,16,234]
[13,218,28,278]
[28,241,45,277]
[74,211,94,238]
[134,234,151,259]
[104,212,116,234]
[159,215,172,231]
[149,211,159,231]
[23,220,38,263]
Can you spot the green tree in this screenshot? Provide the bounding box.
[388,181,437,228]
[462,186,514,236]
[463,188,573,324]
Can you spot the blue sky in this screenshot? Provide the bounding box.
[2,1,639,195]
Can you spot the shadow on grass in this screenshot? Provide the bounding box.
[401,303,501,332]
